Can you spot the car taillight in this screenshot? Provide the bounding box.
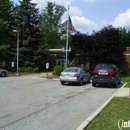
[108,71,116,76]
[93,70,99,75]
[60,73,62,76]
[74,74,78,77]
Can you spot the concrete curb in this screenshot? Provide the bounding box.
[76,82,127,130]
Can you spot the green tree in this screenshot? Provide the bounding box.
[11,0,43,69]
[40,2,66,49]
[119,27,130,51]
[0,0,13,62]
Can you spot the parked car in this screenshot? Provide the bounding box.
[0,69,8,77]
[92,63,121,87]
[59,67,91,85]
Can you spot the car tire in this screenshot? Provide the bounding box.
[92,82,96,87]
[118,80,121,84]
[1,72,6,77]
[113,81,118,88]
[79,79,83,86]
[61,81,65,85]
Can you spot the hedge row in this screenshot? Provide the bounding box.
[19,67,39,73]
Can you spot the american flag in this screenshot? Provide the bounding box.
[69,16,78,33]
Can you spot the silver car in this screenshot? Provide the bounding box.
[0,69,8,77]
[59,67,90,85]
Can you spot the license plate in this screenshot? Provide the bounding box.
[65,74,70,77]
[99,70,108,75]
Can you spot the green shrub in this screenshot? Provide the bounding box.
[18,67,22,72]
[18,67,25,72]
[26,67,32,72]
[21,66,26,72]
[32,67,39,72]
[54,65,64,76]
[18,66,39,73]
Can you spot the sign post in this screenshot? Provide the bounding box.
[11,62,14,73]
[46,63,49,78]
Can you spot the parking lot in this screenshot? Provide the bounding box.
[0,76,122,130]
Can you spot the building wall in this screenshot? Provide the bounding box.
[47,54,57,71]
[0,61,6,69]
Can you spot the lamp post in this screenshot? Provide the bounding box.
[13,30,19,75]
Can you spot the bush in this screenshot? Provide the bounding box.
[32,67,39,73]
[18,67,22,72]
[54,65,64,76]
[19,66,25,72]
[18,66,39,73]
[26,67,32,72]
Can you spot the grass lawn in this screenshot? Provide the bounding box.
[84,75,130,130]
[121,75,130,88]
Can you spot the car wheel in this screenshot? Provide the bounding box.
[1,72,6,77]
[79,79,83,86]
[118,80,121,84]
[61,81,65,85]
[113,81,118,88]
[92,82,96,87]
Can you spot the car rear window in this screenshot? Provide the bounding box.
[94,65,114,71]
[64,68,79,72]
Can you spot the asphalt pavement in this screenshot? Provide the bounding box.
[27,73,130,130]
[0,72,129,130]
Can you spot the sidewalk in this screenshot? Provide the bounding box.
[115,87,130,97]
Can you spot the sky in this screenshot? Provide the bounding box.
[12,0,130,34]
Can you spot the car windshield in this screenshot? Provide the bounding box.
[94,65,114,71]
[64,68,79,72]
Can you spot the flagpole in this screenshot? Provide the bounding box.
[66,6,69,68]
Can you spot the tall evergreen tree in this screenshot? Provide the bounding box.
[0,0,13,63]
[12,0,43,69]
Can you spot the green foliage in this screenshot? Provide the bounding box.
[40,2,66,48]
[26,67,32,72]
[67,60,77,67]
[0,0,13,62]
[53,65,64,76]
[11,0,43,69]
[32,67,39,73]
[19,67,39,73]
[19,66,26,72]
